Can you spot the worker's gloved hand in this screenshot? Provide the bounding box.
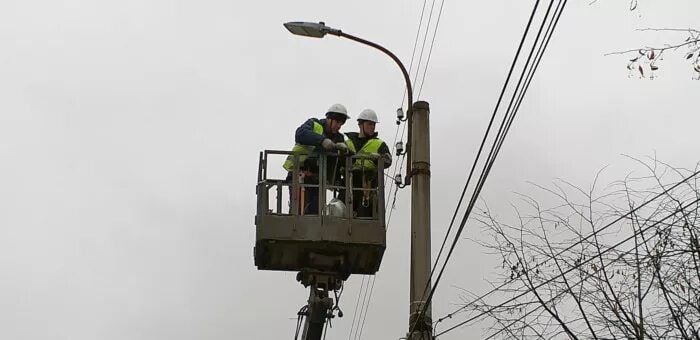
[321,138,335,151]
[381,153,392,167]
[335,142,348,153]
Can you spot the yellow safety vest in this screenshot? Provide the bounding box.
[346,138,384,171]
[283,121,325,171]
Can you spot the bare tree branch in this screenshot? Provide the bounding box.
[448,158,700,339]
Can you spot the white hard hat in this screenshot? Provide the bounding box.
[326,103,350,120]
[357,109,379,123]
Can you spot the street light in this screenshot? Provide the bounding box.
[284,21,414,185]
[283,21,341,38]
[286,22,435,340]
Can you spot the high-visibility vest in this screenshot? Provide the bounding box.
[283,120,325,171]
[346,138,384,171]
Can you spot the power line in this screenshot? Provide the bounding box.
[353,153,412,338]
[402,0,429,109]
[428,0,546,301]
[349,162,405,339]
[353,274,372,340]
[435,196,700,337]
[355,1,450,336]
[432,0,567,326]
[437,0,565,308]
[486,0,565,175]
[442,0,567,289]
[347,1,432,337]
[410,0,553,336]
[417,0,447,99]
[478,213,682,340]
[347,273,366,339]
[434,167,700,329]
[355,280,375,339]
[350,150,408,339]
[411,0,438,98]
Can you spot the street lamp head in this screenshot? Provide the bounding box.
[283,21,341,38]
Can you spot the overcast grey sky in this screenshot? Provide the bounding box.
[1,0,698,339]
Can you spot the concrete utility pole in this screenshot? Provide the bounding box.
[408,101,433,339]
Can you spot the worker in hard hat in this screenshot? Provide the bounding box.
[284,104,350,215]
[343,109,392,218]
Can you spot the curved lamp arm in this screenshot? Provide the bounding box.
[284,21,414,185]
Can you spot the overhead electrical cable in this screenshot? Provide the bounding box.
[427,0,544,299]
[412,0,439,97]
[435,196,700,337]
[347,275,367,340]
[411,0,569,337]
[485,0,566,176]
[401,0,429,109]
[417,0,447,99]
[476,206,690,340]
[356,0,451,337]
[355,147,416,339]
[410,0,547,336]
[430,0,568,329]
[348,1,432,338]
[435,166,700,330]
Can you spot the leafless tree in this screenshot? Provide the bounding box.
[460,157,700,339]
[606,28,700,80]
[594,1,700,79]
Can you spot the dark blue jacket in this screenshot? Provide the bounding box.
[291,118,346,176]
[295,118,345,146]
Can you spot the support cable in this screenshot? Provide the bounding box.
[294,305,308,340]
[411,0,438,98]
[412,0,570,337]
[416,0,447,99]
[355,0,450,337]
[427,0,544,301]
[435,196,700,337]
[411,0,547,336]
[477,208,689,340]
[435,165,700,331]
[347,2,430,337]
[347,276,366,340]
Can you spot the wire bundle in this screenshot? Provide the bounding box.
[409,0,569,337]
[347,0,447,338]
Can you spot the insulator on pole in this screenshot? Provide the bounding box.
[396,107,405,125]
[394,173,403,186]
[396,141,404,156]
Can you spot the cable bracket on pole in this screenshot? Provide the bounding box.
[410,162,431,177]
